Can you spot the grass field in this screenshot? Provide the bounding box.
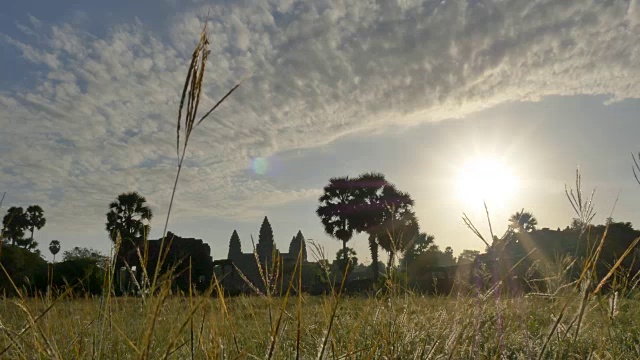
[2,18,639,360]
[1,287,639,359]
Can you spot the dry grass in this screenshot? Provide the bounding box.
[1,291,640,359]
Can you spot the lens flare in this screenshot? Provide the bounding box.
[252,157,268,175]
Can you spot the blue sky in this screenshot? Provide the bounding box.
[2,0,640,263]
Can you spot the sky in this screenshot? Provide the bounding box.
[2,0,640,263]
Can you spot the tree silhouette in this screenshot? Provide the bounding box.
[444,246,454,262]
[457,249,480,264]
[24,205,46,242]
[17,237,39,252]
[371,184,419,269]
[352,178,419,270]
[401,232,435,268]
[256,216,276,262]
[2,207,27,246]
[227,230,242,262]
[63,246,107,264]
[509,210,538,233]
[1,205,44,252]
[409,244,457,269]
[288,230,307,261]
[348,173,386,279]
[105,192,153,272]
[333,247,357,274]
[49,240,60,263]
[106,192,153,246]
[317,173,420,280]
[317,177,357,272]
[351,173,420,276]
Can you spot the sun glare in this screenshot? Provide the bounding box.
[455,157,519,209]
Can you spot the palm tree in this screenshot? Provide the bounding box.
[509,210,538,232]
[317,177,357,272]
[49,240,60,263]
[317,173,421,280]
[25,205,46,241]
[350,173,388,281]
[369,184,419,269]
[350,173,419,279]
[106,192,153,269]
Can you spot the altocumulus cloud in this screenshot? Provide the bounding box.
[1,0,640,230]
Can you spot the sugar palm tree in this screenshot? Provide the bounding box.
[369,184,419,269]
[105,192,153,279]
[48,240,61,263]
[350,172,388,280]
[106,192,154,247]
[24,205,46,242]
[350,173,419,279]
[509,210,538,233]
[317,172,421,280]
[317,177,357,272]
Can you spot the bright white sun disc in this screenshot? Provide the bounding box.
[455,158,519,209]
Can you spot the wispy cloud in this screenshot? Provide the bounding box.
[1,0,640,230]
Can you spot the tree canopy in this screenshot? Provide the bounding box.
[317,172,421,279]
[457,249,481,264]
[317,176,357,270]
[2,205,45,252]
[24,205,46,241]
[370,184,419,268]
[63,246,106,262]
[49,240,61,261]
[105,192,153,247]
[2,206,27,246]
[509,210,538,233]
[62,246,108,269]
[401,232,435,267]
[333,247,358,275]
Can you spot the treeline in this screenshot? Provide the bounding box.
[1,205,46,252]
[401,212,640,295]
[2,171,640,297]
[0,204,106,296]
[0,245,106,296]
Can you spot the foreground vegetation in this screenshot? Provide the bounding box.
[1,288,639,359]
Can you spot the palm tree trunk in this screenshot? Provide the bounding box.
[369,235,379,281]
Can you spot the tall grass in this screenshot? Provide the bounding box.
[2,290,639,358]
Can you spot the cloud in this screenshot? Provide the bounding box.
[1,0,640,232]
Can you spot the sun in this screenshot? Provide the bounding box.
[455,157,520,209]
